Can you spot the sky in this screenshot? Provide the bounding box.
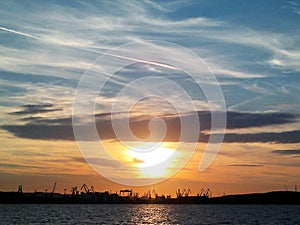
[0,0,300,196]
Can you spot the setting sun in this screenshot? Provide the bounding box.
[125,142,176,177]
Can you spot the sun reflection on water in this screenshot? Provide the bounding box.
[130,205,171,224]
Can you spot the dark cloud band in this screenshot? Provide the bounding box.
[1,110,299,144]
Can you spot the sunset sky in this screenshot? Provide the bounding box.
[0,0,300,197]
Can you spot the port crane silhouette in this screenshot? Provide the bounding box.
[51,182,56,194]
[176,188,191,197]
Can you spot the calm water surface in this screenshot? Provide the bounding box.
[0,204,299,224]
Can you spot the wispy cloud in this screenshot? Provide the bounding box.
[284,1,300,16]
[0,0,299,116]
[0,2,299,136]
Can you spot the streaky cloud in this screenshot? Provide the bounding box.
[0,25,180,71]
[227,164,263,167]
[8,104,62,115]
[272,149,300,155]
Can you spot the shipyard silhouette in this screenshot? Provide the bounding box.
[0,184,299,204]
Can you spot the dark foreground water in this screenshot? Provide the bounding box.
[0,204,299,224]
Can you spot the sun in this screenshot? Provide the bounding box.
[127,142,177,177]
[128,142,174,167]
[103,141,181,178]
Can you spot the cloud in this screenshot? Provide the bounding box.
[0,24,182,72]
[284,1,300,16]
[212,68,265,79]
[0,0,300,127]
[271,149,300,155]
[1,124,75,141]
[11,150,50,157]
[227,164,263,167]
[0,163,42,170]
[8,103,62,115]
[226,111,295,129]
[71,157,123,168]
[0,70,78,87]
[199,27,300,72]
[219,130,300,144]
[1,110,299,144]
[1,0,297,78]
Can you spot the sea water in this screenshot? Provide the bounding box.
[0,204,299,224]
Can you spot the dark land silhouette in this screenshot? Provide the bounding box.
[1,185,299,204]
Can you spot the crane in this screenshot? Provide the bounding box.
[51,182,57,194]
[71,186,78,196]
[142,190,152,199]
[18,184,23,193]
[148,190,151,199]
[205,188,212,198]
[90,185,95,193]
[183,188,191,197]
[81,184,90,194]
[176,188,184,198]
[152,189,158,198]
[198,188,212,198]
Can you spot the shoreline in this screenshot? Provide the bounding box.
[1,191,299,205]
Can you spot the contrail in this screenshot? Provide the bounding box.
[0,26,180,70]
[85,48,180,70]
[0,26,40,40]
